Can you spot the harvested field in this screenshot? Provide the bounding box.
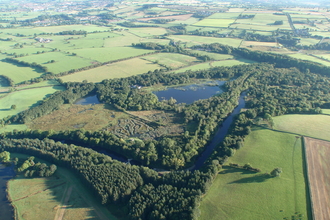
[304,137,330,220]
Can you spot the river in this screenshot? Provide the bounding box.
[0,163,15,220]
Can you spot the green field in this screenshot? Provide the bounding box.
[60,57,161,82]
[0,61,43,84]
[168,35,243,47]
[67,47,153,63]
[172,62,213,73]
[193,19,236,28]
[17,51,93,74]
[0,86,64,119]
[298,38,321,46]
[189,50,234,60]
[288,53,330,66]
[208,13,241,19]
[200,127,310,220]
[143,53,199,69]
[273,114,330,141]
[127,27,168,37]
[8,153,117,220]
[212,58,256,66]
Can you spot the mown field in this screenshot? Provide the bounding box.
[8,153,117,220]
[142,53,199,69]
[273,114,330,141]
[304,137,330,220]
[168,35,243,47]
[200,127,310,220]
[0,86,64,120]
[0,61,42,84]
[60,57,161,82]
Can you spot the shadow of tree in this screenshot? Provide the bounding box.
[219,165,259,175]
[229,173,271,184]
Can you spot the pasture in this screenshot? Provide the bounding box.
[60,57,161,83]
[211,58,256,66]
[207,13,241,19]
[17,51,93,74]
[0,61,42,84]
[168,35,243,47]
[288,53,330,66]
[0,86,64,120]
[142,53,199,69]
[67,47,153,63]
[189,50,234,60]
[8,153,117,220]
[273,114,330,141]
[200,127,310,220]
[304,137,330,220]
[127,27,168,37]
[193,19,236,28]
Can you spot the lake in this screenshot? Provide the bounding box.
[74,95,100,105]
[153,81,225,104]
[0,163,15,220]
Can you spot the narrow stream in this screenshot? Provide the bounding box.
[0,163,15,220]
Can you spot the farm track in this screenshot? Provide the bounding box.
[54,185,72,220]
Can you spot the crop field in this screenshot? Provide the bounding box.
[0,86,64,120]
[0,61,42,84]
[60,57,161,83]
[273,114,330,141]
[200,127,310,220]
[142,53,199,69]
[304,137,330,220]
[27,103,127,131]
[8,153,117,220]
[16,52,93,74]
[193,19,236,28]
[168,35,243,47]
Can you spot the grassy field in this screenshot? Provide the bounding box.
[193,19,236,28]
[8,153,117,220]
[168,35,243,47]
[288,53,330,66]
[0,61,42,84]
[127,27,168,37]
[0,124,27,133]
[200,127,310,220]
[60,57,161,82]
[273,114,330,141]
[0,86,64,119]
[211,58,256,66]
[304,137,330,220]
[142,53,199,69]
[172,62,213,73]
[17,51,93,74]
[67,47,153,63]
[189,50,234,60]
[207,13,241,19]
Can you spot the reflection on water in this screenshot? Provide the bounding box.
[153,81,225,104]
[74,95,100,105]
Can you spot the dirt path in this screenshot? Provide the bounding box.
[54,186,73,220]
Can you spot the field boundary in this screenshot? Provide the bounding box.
[301,137,314,220]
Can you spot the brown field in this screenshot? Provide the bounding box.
[137,14,193,21]
[27,104,127,131]
[304,137,330,220]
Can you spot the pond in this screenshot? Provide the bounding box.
[153,81,225,104]
[74,95,100,105]
[0,163,15,220]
